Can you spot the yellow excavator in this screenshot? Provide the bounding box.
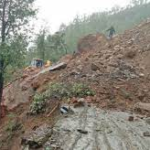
[45,60,51,67]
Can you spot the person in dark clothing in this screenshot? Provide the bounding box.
[106,26,115,39]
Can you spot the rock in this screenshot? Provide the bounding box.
[43,78,49,84]
[73,99,85,108]
[72,97,78,104]
[21,145,29,150]
[137,92,146,101]
[21,74,29,79]
[139,73,145,77]
[70,70,80,76]
[21,124,52,149]
[128,116,134,121]
[107,129,113,134]
[134,103,150,112]
[143,131,150,137]
[21,85,28,91]
[86,96,93,103]
[145,118,150,125]
[105,54,111,60]
[77,129,88,134]
[91,63,100,71]
[125,50,136,59]
[78,98,85,102]
[31,81,40,91]
[76,65,83,71]
[44,146,51,150]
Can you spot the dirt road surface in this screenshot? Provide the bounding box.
[47,105,150,150]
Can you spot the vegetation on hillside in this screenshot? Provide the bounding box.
[27,0,150,63]
[0,0,36,112]
[30,82,95,114]
[1,0,150,106]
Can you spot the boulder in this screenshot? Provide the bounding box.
[91,63,100,71]
[134,102,150,112]
[21,124,52,149]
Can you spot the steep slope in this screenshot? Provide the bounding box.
[59,18,150,112]
[1,19,150,150]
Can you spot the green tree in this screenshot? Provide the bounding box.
[35,29,46,61]
[4,34,28,83]
[0,0,36,116]
[10,35,28,67]
[52,31,68,54]
[33,30,68,62]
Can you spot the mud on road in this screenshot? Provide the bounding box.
[47,105,150,150]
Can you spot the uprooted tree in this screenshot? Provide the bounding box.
[0,0,37,118]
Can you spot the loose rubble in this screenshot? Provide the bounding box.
[21,124,52,149]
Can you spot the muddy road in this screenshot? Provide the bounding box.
[45,105,150,150]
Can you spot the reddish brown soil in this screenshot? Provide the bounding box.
[1,19,150,149]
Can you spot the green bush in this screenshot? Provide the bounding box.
[45,83,70,99]
[30,82,95,114]
[30,94,47,114]
[71,83,95,97]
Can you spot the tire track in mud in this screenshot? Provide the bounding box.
[107,117,137,150]
[80,142,91,150]
[52,107,150,150]
[92,107,101,150]
[69,105,89,150]
[105,112,150,150]
[57,106,88,149]
[109,115,150,150]
[97,111,120,150]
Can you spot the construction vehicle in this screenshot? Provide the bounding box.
[45,60,52,67]
[31,58,44,67]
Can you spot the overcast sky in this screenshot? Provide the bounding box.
[35,0,131,33]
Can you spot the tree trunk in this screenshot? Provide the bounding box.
[0,70,4,103]
[1,0,7,43]
[0,0,7,118]
[0,60,4,118]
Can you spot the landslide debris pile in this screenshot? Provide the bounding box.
[3,19,150,111]
[60,18,150,111]
[1,19,150,150]
[68,19,150,77]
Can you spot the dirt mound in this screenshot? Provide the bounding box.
[73,18,150,76]
[58,18,150,112]
[3,67,56,110]
[77,33,107,52]
[4,19,150,112]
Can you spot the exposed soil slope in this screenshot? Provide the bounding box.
[1,19,150,150]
